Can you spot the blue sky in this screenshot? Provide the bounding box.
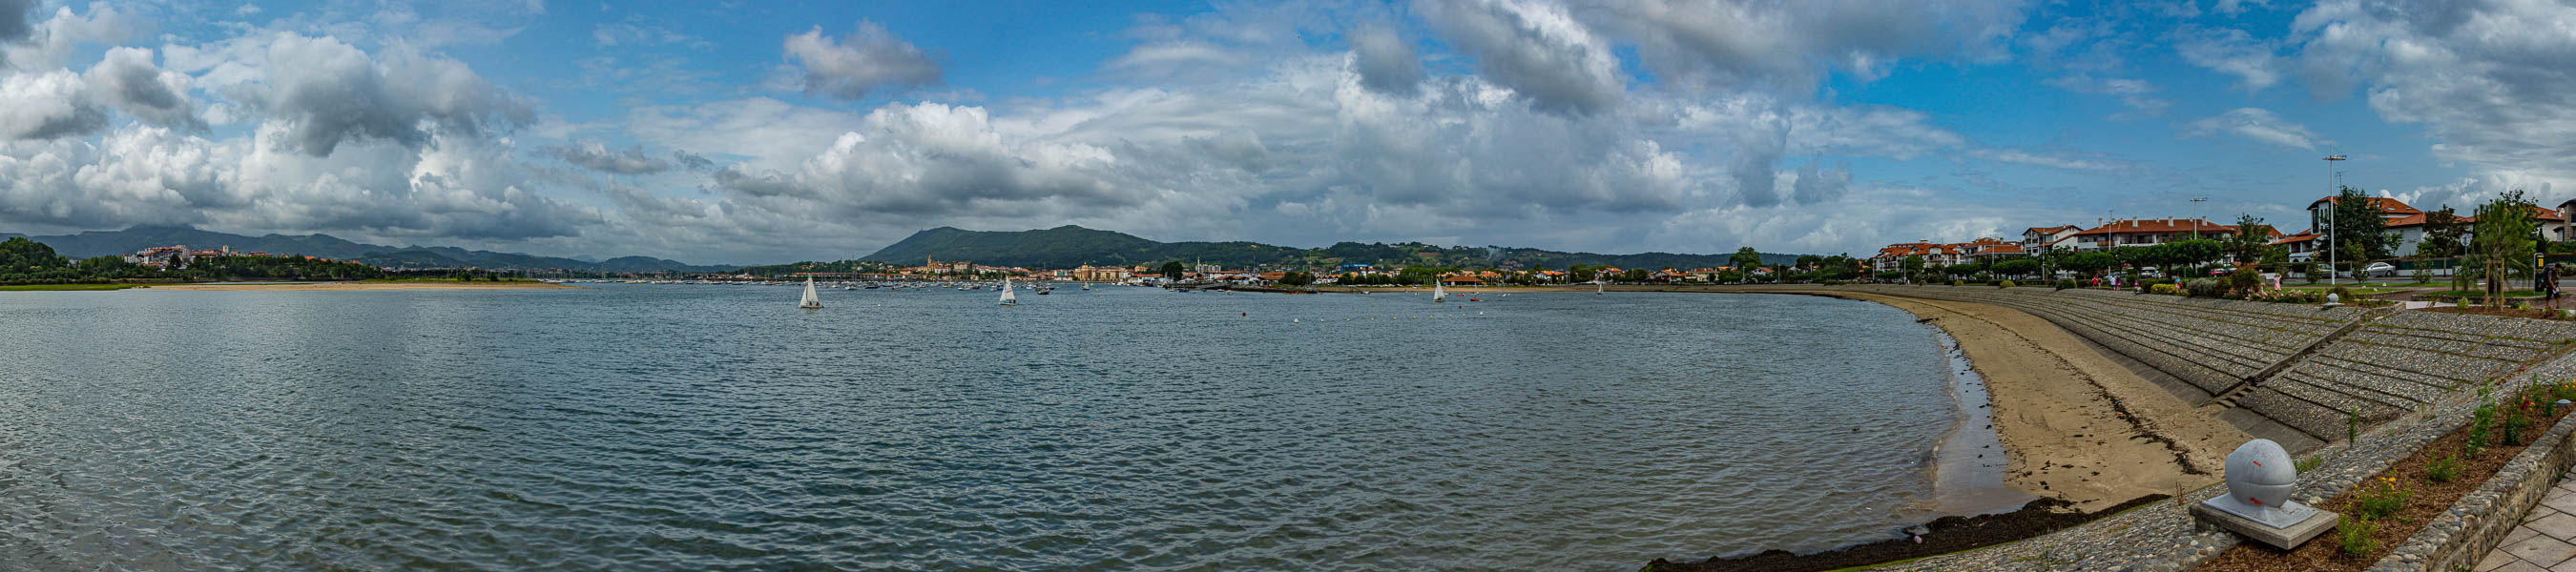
[3,0,2571,264]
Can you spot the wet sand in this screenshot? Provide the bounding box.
[1821,292,2247,512]
[145,281,581,291]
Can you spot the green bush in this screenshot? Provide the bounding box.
[2339,517,2379,558]
[2330,285,2356,301]
[1998,280,2017,288]
[2150,283,2183,296]
[2185,277,2220,296]
[2426,454,2462,483]
[2352,477,2411,520]
[1948,279,1962,286]
[2054,278,2077,290]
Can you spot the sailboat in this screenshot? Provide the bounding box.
[1431,280,1446,302]
[1595,281,1604,296]
[999,277,1020,306]
[799,276,823,309]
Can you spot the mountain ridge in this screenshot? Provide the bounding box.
[857,225,1809,271]
[0,226,735,273]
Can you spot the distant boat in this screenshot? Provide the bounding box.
[1432,280,1446,302]
[1000,277,1020,306]
[1595,281,1604,296]
[799,276,822,309]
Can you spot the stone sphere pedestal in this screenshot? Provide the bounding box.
[2191,439,2341,549]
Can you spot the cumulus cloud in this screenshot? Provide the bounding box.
[1346,26,1421,94]
[0,70,105,139]
[781,21,941,100]
[1415,0,1624,114]
[240,33,531,155]
[84,47,204,132]
[2294,0,2576,184]
[2182,108,2320,150]
[1585,0,2025,92]
[541,141,670,174]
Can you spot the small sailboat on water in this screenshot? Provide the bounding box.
[1595,281,1604,296]
[1431,280,1446,303]
[999,277,1020,306]
[799,276,823,309]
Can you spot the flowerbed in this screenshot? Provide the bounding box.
[2196,381,2576,571]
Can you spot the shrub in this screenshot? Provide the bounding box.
[2351,477,2411,520]
[2150,283,2183,296]
[1949,279,1962,286]
[2329,285,2356,301]
[2185,277,2221,296]
[2426,454,2462,483]
[2339,517,2379,558]
[2054,278,2077,290]
[2504,396,2533,447]
[1998,279,2017,288]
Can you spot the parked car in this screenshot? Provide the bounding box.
[2209,268,2234,276]
[2364,262,2397,277]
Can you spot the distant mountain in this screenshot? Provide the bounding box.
[855,225,1808,271]
[0,226,732,274]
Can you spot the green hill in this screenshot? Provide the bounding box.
[847,225,1807,271]
[0,225,732,273]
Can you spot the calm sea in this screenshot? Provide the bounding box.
[0,285,1967,570]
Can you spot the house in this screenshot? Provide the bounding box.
[2383,205,2566,256]
[1439,275,1484,286]
[2309,196,2421,234]
[2063,218,2265,250]
[2271,232,2323,262]
[2022,225,2081,250]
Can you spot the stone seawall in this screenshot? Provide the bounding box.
[1809,285,2576,453]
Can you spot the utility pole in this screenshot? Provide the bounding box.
[2325,153,2347,285]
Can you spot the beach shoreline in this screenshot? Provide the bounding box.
[141,281,582,291]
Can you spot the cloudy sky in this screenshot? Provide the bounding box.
[0,0,2570,264]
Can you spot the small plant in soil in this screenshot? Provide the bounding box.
[2503,397,2533,446]
[2425,454,2462,483]
[2296,456,2323,473]
[2352,477,2411,520]
[2337,517,2378,558]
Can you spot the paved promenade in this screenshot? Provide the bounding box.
[2475,476,2576,572]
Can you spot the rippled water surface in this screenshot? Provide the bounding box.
[0,285,1963,570]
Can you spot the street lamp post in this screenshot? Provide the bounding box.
[2192,196,2208,241]
[2325,153,2346,285]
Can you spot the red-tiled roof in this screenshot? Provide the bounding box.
[2068,218,2243,236]
[2025,225,2078,234]
[2310,196,2421,216]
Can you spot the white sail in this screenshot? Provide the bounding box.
[1432,280,1446,302]
[1595,280,1604,295]
[999,277,1019,305]
[799,276,822,309]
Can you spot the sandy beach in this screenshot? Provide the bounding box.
[144,281,581,291]
[1814,291,2247,512]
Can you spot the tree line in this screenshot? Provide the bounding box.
[0,237,397,285]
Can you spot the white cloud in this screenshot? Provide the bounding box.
[1415,0,1624,114]
[239,33,531,155]
[781,21,941,101]
[2294,0,2576,188]
[2182,108,2321,151]
[1346,26,1422,94]
[0,70,103,139]
[2174,26,2282,91]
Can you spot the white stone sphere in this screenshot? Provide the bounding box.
[2224,439,2297,509]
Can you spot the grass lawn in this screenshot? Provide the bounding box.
[2279,287,2398,295]
[0,283,148,291]
[2420,289,2544,298]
